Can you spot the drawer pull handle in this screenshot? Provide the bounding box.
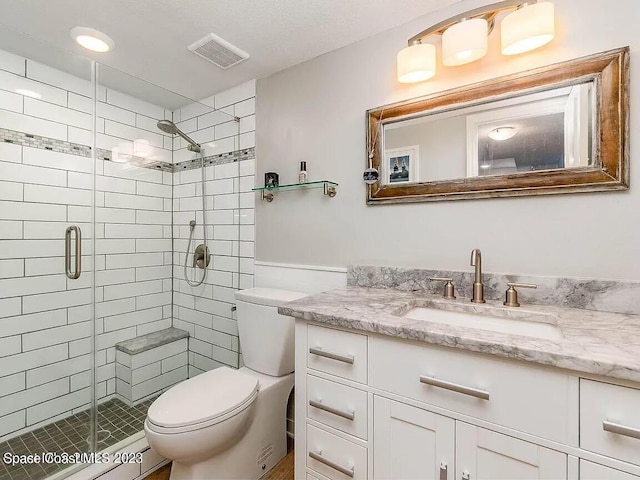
[309,451,354,477]
[603,420,640,440]
[440,462,448,480]
[309,347,355,365]
[419,375,490,400]
[309,400,355,421]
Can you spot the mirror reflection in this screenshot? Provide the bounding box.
[382,82,594,184]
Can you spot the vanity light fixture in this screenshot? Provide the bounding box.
[397,0,555,83]
[488,126,518,140]
[70,27,115,53]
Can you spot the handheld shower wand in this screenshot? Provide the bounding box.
[158,120,209,286]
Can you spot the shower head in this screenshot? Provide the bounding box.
[157,120,201,153]
[157,119,178,134]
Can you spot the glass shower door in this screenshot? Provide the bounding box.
[0,36,97,480]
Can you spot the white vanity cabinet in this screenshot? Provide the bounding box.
[295,321,640,480]
[373,396,455,479]
[373,397,566,480]
[580,461,639,480]
[455,422,567,480]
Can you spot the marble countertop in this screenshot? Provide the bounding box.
[279,287,640,383]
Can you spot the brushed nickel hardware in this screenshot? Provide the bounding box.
[309,399,355,421]
[430,277,456,299]
[440,462,448,480]
[309,347,355,365]
[603,420,640,440]
[193,244,211,269]
[420,375,490,400]
[462,472,470,480]
[65,226,82,280]
[470,249,485,303]
[309,451,354,477]
[503,282,537,307]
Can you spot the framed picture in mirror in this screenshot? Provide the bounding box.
[383,146,419,184]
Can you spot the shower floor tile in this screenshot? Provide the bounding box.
[0,397,156,480]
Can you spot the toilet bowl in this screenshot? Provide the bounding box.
[144,288,306,480]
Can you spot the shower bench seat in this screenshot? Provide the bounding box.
[115,327,190,406]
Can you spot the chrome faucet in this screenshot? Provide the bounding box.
[470,249,485,303]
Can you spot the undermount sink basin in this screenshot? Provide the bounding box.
[401,307,563,341]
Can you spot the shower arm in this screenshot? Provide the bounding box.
[176,130,201,152]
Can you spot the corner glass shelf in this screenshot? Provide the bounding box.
[253,180,338,202]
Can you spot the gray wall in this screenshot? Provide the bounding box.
[385,115,466,182]
[255,0,640,281]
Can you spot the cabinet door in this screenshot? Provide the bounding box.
[374,396,455,480]
[456,422,567,480]
[580,460,639,480]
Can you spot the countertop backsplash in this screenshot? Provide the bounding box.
[348,265,640,316]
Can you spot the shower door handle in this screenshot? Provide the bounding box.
[65,226,82,279]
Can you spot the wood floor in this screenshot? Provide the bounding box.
[263,450,294,480]
[144,450,294,480]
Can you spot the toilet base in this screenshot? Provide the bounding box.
[169,368,294,480]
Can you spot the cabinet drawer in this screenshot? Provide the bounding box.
[580,379,640,466]
[307,375,368,440]
[580,460,639,480]
[307,325,367,384]
[307,424,367,479]
[370,335,571,443]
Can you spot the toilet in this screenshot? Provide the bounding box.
[144,287,307,480]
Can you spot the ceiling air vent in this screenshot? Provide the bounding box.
[188,33,250,70]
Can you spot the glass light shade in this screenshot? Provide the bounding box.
[397,43,436,83]
[70,27,115,53]
[442,18,488,66]
[488,127,518,141]
[501,2,555,55]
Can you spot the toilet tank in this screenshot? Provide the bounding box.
[234,288,307,376]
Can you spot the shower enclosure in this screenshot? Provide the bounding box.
[0,31,253,480]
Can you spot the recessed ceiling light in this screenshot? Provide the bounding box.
[70,27,114,53]
[488,127,518,141]
[15,89,41,99]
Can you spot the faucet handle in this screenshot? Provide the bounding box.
[504,282,537,307]
[430,277,456,299]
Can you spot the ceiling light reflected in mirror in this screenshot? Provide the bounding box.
[488,127,518,141]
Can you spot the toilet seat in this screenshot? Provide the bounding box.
[146,367,259,434]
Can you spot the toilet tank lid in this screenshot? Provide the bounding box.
[234,287,307,307]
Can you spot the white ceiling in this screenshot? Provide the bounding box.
[0,0,460,108]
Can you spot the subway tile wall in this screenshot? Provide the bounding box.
[172,80,256,376]
[0,48,174,442]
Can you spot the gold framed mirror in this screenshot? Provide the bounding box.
[366,47,629,204]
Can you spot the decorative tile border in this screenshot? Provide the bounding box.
[348,265,640,315]
[0,127,254,173]
[173,147,255,172]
